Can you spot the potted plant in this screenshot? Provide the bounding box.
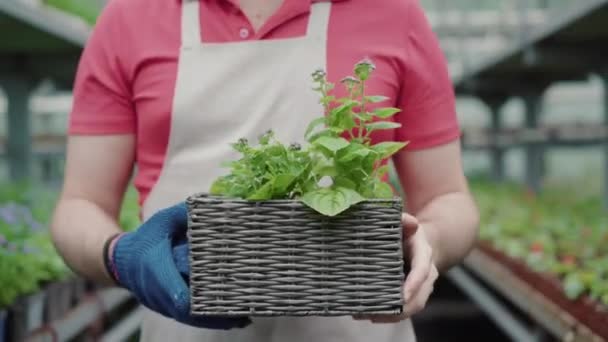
[0,308,6,342]
[44,277,74,322]
[0,193,70,339]
[0,240,12,342]
[70,276,88,306]
[187,59,408,317]
[9,291,46,342]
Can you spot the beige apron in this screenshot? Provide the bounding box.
[139,0,416,340]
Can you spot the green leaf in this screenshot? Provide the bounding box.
[258,130,274,145]
[339,146,372,163]
[315,165,338,177]
[330,127,346,134]
[333,177,357,190]
[337,98,361,106]
[210,179,228,195]
[354,113,374,122]
[372,142,408,159]
[248,181,273,200]
[365,95,389,103]
[365,121,402,132]
[563,273,585,300]
[320,95,335,105]
[373,107,401,119]
[374,181,394,199]
[273,174,297,195]
[307,129,333,143]
[305,117,326,139]
[301,187,365,216]
[314,136,350,153]
[329,103,357,131]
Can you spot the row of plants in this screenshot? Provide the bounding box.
[471,178,608,307]
[2,176,604,313]
[0,183,140,310]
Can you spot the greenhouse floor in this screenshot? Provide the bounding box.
[413,276,512,342]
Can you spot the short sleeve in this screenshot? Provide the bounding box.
[394,0,461,149]
[68,0,135,135]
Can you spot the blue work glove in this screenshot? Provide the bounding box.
[108,202,251,330]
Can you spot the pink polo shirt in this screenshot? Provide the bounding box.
[69,0,461,206]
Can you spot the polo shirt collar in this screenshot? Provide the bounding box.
[222,0,348,7]
[221,0,347,35]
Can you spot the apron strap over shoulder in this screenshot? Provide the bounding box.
[306,2,332,42]
[181,0,202,48]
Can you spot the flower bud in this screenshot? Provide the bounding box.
[340,76,360,85]
[354,58,376,81]
[312,69,327,82]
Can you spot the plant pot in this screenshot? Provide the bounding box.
[186,193,405,317]
[44,280,74,323]
[0,309,7,342]
[8,291,45,341]
[70,277,88,306]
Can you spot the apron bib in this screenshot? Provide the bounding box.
[140,1,416,340]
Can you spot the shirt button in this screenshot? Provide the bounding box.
[239,28,250,39]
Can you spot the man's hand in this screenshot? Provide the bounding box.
[353,213,438,323]
[400,213,439,318]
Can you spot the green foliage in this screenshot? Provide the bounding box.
[472,178,608,307]
[120,186,141,232]
[0,183,67,309]
[210,132,313,201]
[301,187,365,217]
[45,0,101,25]
[210,60,407,216]
[0,183,141,308]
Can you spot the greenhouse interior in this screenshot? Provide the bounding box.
[1,0,607,341]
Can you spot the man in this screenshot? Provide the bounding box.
[51,0,479,341]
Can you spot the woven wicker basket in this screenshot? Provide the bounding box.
[186,193,405,317]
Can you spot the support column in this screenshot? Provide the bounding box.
[522,91,545,194]
[484,96,508,182]
[601,72,608,209]
[2,77,33,182]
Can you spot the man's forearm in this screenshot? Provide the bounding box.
[415,191,479,271]
[51,197,123,284]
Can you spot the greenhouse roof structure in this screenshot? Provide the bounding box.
[0,0,90,87]
[454,0,608,98]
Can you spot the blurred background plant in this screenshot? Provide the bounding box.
[0,182,139,309]
[472,178,608,305]
[43,0,102,25]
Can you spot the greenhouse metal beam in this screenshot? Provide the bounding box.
[512,46,608,73]
[602,71,608,209]
[1,76,34,181]
[0,0,89,48]
[481,96,508,182]
[0,54,82,89]
[426,8,548,38]
[446,267,540,342]
[461,124,608,149]
[0,0,90,182]
[458,77,566,99]
[453,0,608,92]
[27,288,132,342]
[522,90,547,194]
